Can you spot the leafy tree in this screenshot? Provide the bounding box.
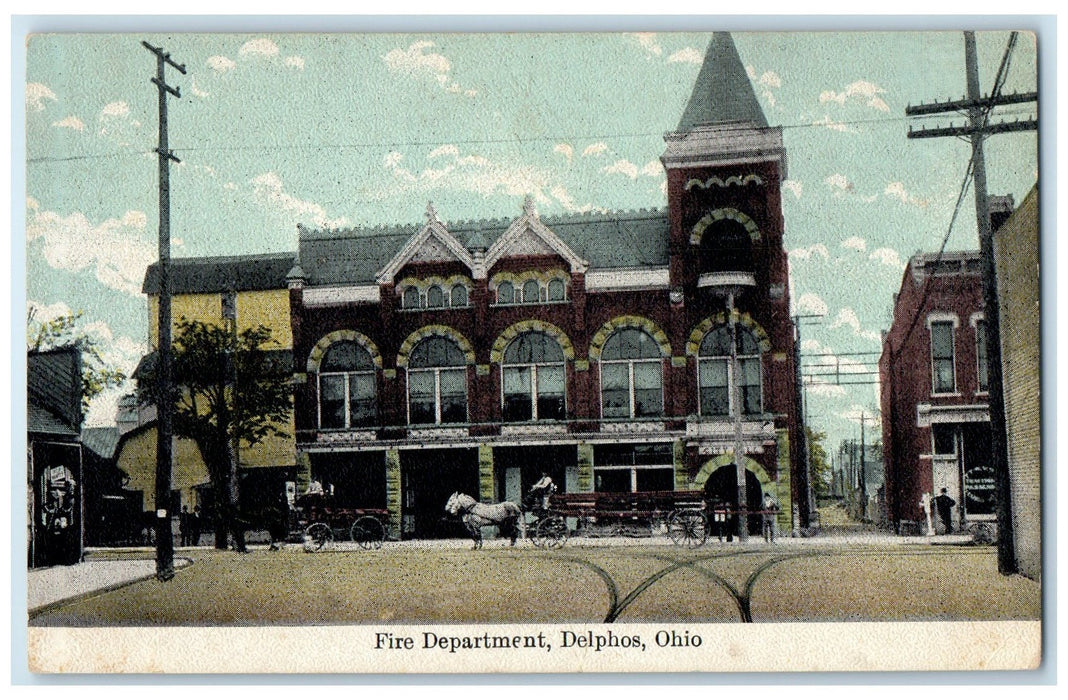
[140,318,292,550]
[27,306,127,416]
[806,426,833,502]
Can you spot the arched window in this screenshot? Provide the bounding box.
[318,340,377,429]
[522,279,541,304]
[700,220,754,273]
[402,286,420,309]
[548,278,565,302]
[450,284,468,307]
[698,325,762,416]
[426,285,444,309]
[407,336,468,424]
[497,281,514,305]
[600,328,664,418]
[502,332,566,422]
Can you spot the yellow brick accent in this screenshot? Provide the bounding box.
[587,315,672,361]
[489,319,575,364]
[396,325,476,367]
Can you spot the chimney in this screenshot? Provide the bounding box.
[988,194,1015,232]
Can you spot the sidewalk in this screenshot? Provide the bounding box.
[27,557,190,612]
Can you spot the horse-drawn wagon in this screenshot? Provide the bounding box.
[294,490,389,551]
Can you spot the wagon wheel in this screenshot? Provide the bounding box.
[668,509,708,548]
[527,517,544,548]
[535,515,569,549]
[350,516,386,550]
[305,522,334,551]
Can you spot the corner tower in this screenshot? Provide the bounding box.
[662,32,788,297]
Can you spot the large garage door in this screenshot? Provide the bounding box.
[401,448,479,539]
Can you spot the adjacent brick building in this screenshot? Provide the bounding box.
[287,33,803,539]
[879,200,1014,535]
[994,185,1040,580]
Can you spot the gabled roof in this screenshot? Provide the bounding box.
[143,252,296,295]
[82,426,121,460]
[375,204,478,284]
[28,401,80,438]
[298,206,670,287]
[483,198,588,274]
[28,347,82,430]
[677,32,768,131]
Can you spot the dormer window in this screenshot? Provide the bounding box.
[402,287,420,309]
[522,280,541,303]
[497,281,515,304]
[426,285,444,309]
[398,277,472,310]
[451,284,468,307]
[491,272,568,306]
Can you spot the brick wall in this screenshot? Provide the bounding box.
[995,185,1041,581]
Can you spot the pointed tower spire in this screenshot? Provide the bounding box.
[677,32,767,131]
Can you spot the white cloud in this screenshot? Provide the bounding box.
[251,172,348,229]
[603,159,639,179]
[829,307,882,343]
[841,236,867,252]
[804,378,848,399]
[825,173,854,194]
[99,102,130,119]
[811,115,852,132]
[207,55,237,73]
[52,116,85,131]
[380,148,595,214]
[746,66,783,107]
[640,160,664,178]
[869,247,904,268]
[625,33,663,57]
[796,292,829,316]
[190,79,210,98]
[667,47,703,65]
[26,202,155,297]
[239,38,280,59]
[581,142,608,158]
[782,180,803,199]
[284,56,305,70]
[383,41,477,98]
[427,144,460,159]
[27,82,57,111]
[553,143,574,162]
[819,80,890,112]
[884,181,930,208]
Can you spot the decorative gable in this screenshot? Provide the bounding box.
[375,203,477,284]
[484,196,588,274]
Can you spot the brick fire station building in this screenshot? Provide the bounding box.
[288,33,803,539]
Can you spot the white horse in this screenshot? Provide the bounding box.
[444,492,522,549]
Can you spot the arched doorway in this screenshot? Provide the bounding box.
[701,464,766,536]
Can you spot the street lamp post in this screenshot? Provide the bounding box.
[727,290,747,542]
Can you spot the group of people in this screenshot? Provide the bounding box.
[178,505,204,547]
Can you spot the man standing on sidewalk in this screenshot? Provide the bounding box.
[762,493,780,543]
[933,488,956,534]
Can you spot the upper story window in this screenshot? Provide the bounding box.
[698,325,762,416]
[600,328,664,418]
[318,340,377,429]
[502,332,565,422]
[930,320,957,395]
[399,277,472,310]
[491,272,568,306]
[975,319,989,393]
[407,336,468,424]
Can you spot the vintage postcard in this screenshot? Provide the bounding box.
[22,26,1043,675]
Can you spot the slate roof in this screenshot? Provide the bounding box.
[298,208,670,286]
[28,402,80,438]
[677,32,768,131]
[82,426,121,460]
[143,252,296,295]
[28,348,82,430]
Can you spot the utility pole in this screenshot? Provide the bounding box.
[792,313,822,531]
[859,411,867,521]
[906,31,1036,574]
[144,40,185,582]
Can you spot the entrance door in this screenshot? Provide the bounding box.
[702,464,764,535]
[401,449,479,539]
[961,424,995,521]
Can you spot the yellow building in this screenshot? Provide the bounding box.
[119,253,297,518]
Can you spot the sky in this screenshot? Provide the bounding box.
[21,27,1040,458]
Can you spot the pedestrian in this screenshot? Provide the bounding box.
[762,493,781,542]
[933,488,956,534]
[179,505,190,546]
[190,505,203,546]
